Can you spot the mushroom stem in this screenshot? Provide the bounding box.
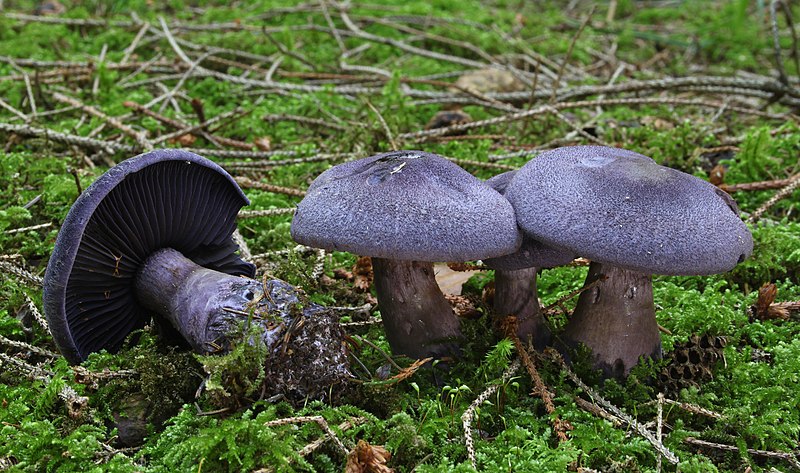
[562,261,662,378]
[135,248,276,353]
[371,257,462,359]
[493,267,550,349]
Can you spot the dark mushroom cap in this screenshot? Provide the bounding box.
[505,146,753,275]
[292,150,521,261]
[43,149,254,363]
[484,170,575,270]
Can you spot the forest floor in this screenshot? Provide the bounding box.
[1,1,799,471]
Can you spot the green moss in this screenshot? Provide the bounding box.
[1,0,799,471]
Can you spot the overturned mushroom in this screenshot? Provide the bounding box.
[291,150,520,359]
[43,149,348,398]
[505,146,753,377]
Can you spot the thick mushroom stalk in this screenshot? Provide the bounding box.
[563,262,661,378]
[372,258,461,359]
[136,248,280,353]
[493,267,550,348]
[134,248,350,399]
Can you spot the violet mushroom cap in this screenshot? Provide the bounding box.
[505,146,752,275]
[43,149,254,363]
[484,171,576,272]
[291,150,521,358]
[483,171,576,348]
[295,150,521,261]
[504,145,753,376]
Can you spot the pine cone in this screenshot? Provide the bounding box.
[657,334,726,394]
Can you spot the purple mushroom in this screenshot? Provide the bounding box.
[504,146,753,377]
[291,150,521,359]
[42,149,348,394]
[483,171,575,348]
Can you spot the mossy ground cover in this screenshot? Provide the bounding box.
[0,1,799,471]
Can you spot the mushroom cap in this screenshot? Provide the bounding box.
[484,236,576,271]
[484,170,576,270]
[43,149,254,363]
[291,150,521,261]
[505,146,753,275]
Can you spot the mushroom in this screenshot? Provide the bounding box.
[43,149,349,397]
[483,171,576,348]
[291,150,521,359]
[504,146,753,377]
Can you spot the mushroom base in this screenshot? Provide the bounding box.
[135,248,351,400]
[493,267,550,349]
[372,257,463,359]
[562,262,662,378]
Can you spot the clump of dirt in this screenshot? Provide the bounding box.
[265,308,352,403]
[197,278,352,409]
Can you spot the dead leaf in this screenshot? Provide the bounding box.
[254,136,272,151]
[169,134,196,146]
[453,69,525,95]
[434,263,479,295]
[754,283,788,321]
[482,281,496,307]
[344,440,393,473]
[333,268,353,281]
[709,163,726,186]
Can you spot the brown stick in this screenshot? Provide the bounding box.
[720,178,793,192]
[501,316,571,442]
[124,101,253,149]
[52,93,152,151]
[234,177,307,197]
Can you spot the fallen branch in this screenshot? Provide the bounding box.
[263,415,350,456]
[547,348,680,465]
[52,93,153,151]
[235,177,307,197]
[0,122,133,154]
[721,178,793,192]
[237,208,296,219]
[684,437,800,469]
[0,260,44,287]
[747,171,800,223]
[398,97,791,142]
[0,353,88,419]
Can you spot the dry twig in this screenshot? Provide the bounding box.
[501,317,571,442]
[547,348,680,464]
[237,208,296,219]
[747,171,800,223]
[234,177,307,197]
[0,260,44,288]
[52,93,153,151]
[685,437,800,469]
